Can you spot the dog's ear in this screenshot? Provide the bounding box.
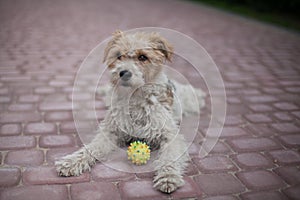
[150,33,173,62]
[103,30,124,63]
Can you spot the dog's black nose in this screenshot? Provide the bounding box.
[119,70,132,81]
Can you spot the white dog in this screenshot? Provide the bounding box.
[55,31,205,193]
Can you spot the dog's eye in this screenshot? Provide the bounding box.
[117,55,122,60]
[138,55,148,62]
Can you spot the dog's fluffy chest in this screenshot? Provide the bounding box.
[108,84,174,141]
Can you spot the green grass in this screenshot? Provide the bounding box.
[189,0,300,33]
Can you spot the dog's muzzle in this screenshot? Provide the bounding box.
[119,70,132,81]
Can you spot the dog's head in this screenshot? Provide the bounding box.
[103,30,173,89]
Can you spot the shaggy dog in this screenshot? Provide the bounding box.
[55,31,205,193]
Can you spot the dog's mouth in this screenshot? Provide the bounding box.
[120,80,131,87]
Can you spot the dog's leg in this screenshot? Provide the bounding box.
[153,134,189,193]
[55,127,117,177]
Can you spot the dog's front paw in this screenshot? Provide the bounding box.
[153,173,185,193]
[55,158,90,177]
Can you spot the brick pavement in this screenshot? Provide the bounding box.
[0,0,300,199]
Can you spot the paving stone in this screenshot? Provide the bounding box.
[91,164,135,182]
[246,124,274,137]
[5,149,44,166]
[60,121,77,133]
[0,167,21,187]
[220,127,248,138]
[34,86,56,94]
[194,173,245,195]
[8,103,35,111]
[39,135,75,148]
[273,112,293,121]
[19,94,40,103]
[71,182,121,200]
[0,136,36,150]
[45,111,73,122]
[0,124,22,135]
[25,122,56,135]
[46,147,79,164]
[0,185,68,200]
[273,102,298,111]
[119,179,170,200]
[237,170,284,190]
[268,150,300,165]
[194,156,236,172]
[203,195,238,200]
[245,96,278,103]
[39,101,75,111]
[240,191,288,200]
[248,104,274,112]
[0,112,41,123]
[278,134,300,147]
[283,186,300,200]
[271,122,300,133]
[233,153,273,169]
[227,137,279,152]
[171,177,202,199]
[274,166,300,185]
[224,115,244,126]
[244,114,272,123]
[23,166,90,185]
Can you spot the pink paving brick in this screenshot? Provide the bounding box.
[240,191,288,200]
[0,136,36,150]
[224,115,244,126]
[0,124,22,135]
[39,135,76,148]
[271,122,300,133]
[282,186,300,200]
[227,137,279,152]
[171,177,202,199]
[273,112,293,121]
[60,121,77,133]
[8,103,35,111]
[5,150,44,166]
[0,185,68,200]
[23,166,90,185]
[194,173,245,195]
[248,104,274,112]
[244,113,273,123]
[246,124,273,137]
[44,111,73,122]
[46,147,79,164]
[219,127,248,138]
[19,94,40,103]
[278,134,300,147]
[237,170,284,190]
[268,149,300,165]
[273,102,298,111]
[119,179,170,200]
[39,101,75,111]
[25,122,57,135]
[91,164,135,182]
[0,112,41,123]
[203,195,238,200]
[194,156,236,173]
[0,167,21,187]
[233,152,273,169]
[34,86,56,94]
[274,166,300,185]
[71,182,121,200]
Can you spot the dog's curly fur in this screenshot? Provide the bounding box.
[55,31,205,193]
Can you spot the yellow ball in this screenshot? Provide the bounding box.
[127,141,151,165]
